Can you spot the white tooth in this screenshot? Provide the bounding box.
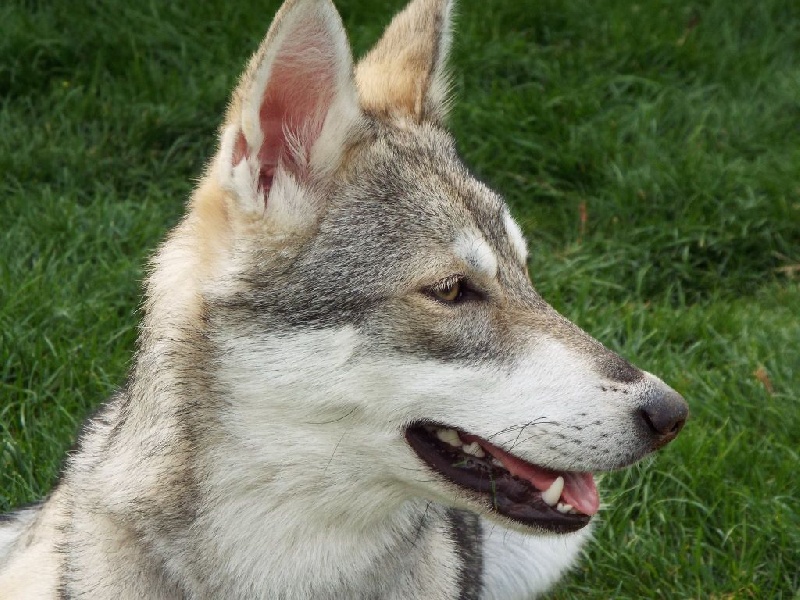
[541,476,564,507]
[462,442,485,457]
[491,458,503,468]
[556,502,573,513]
[436,428,462,447]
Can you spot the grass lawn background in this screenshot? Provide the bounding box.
[1,0,798,597]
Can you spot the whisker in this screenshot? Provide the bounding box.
[305,406,358,425]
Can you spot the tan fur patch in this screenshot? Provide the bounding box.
[355,0,451,122]
[190,178,233,272]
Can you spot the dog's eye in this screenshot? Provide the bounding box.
[429,277,466,304]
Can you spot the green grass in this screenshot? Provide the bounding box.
[1,0,798,597]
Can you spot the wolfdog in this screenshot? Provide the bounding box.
[0,0,688,597]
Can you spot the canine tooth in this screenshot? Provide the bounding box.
[436,428,462,447]
[462,442,485,457]
[491,458,503,468]
[556,502,573,514]
[541,476,564,507]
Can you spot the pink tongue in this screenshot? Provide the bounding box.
[463,434,600,516]
[560,472,599,516]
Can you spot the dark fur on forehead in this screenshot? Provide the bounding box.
[344,122,502,206]
[339,121,520,266]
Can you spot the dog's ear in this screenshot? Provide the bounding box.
[355,0,454,124]
[214,0,361,226]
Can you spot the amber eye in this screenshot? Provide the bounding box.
[431,278,463,303]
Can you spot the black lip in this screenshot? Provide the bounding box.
[405,425,592,533]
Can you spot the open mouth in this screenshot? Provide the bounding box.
[405,423,599,533]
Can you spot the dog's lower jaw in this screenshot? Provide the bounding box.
[405,424,597,533]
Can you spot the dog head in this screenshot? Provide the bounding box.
[152,0,688,534]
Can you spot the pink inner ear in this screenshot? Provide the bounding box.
[252,20,339,199]
[233,131,248,166]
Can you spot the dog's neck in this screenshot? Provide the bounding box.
[113,323,464,597]
[176,418,465,598]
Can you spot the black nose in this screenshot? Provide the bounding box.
[638,388,689,448]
